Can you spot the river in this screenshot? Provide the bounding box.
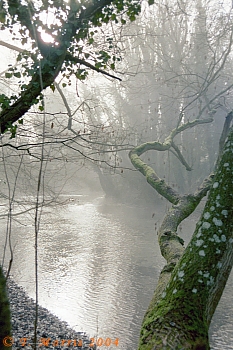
[1,194,233,349]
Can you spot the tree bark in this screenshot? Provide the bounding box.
[129,123,233,349]
[0,267,11,350]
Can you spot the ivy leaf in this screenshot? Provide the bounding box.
[8,3,18,17]
[14,72,21,78]
[22,37,28,45]
[0,94,10,108]
[10,126,17,139]
[75,69,88,80]
[0,11,6,23]
[5,73,13,79]
[129,14,136,22]
[95,62,102,69]
[50,84,55,93]
[5,122,17,139]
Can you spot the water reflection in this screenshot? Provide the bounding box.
[1,195,232,349]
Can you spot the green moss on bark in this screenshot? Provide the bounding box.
[0,267,11,349]
[138,127,233,349]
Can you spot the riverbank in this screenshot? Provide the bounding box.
[6,277,95,349]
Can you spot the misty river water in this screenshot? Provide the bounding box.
[1,194,233,349]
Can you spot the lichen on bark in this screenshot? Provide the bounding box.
[129,119,233,349]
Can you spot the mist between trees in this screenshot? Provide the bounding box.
[0,0,233,349]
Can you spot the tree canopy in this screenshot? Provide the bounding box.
[0,0,148,135]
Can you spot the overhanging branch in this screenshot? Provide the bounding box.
[0,0,120,132]
[65,53,122,81]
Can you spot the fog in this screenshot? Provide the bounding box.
[1,0,233,349]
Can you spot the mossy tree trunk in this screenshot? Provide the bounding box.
[129,115,233,349]
[0,267,11,350]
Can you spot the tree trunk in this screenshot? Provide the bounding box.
[0,267,11,349]
[137,126,233,349]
